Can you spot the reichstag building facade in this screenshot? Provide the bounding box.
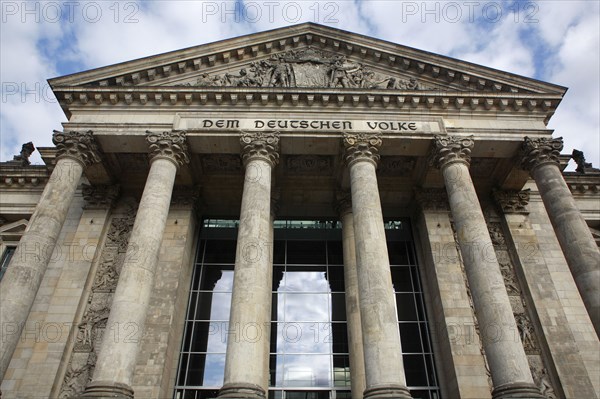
[1,23,598,399]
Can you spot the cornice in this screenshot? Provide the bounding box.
[53,86,561,117]
[0,165,50,188]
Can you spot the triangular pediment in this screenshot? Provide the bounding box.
[49,23,566,96]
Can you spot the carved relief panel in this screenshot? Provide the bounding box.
[59,201,137,398]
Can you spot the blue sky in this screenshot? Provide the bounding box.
[1,0,599,168]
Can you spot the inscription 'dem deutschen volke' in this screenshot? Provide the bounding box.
[201,118,419,131]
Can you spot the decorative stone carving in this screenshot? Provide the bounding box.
[146,130,190,167]
[59,352,97,399]
[488,222,507,247]
[429,135,474,169]
[378,156,416,176]
[343,133,382,167]
[520,137,563,172]
[201,154,242,173]
[530,359,557,399]
[60,208,136,398]
[82,184,120,209]
[183,49,435,90]
[515,313,538,354]
[52,130,102,167]
[499,260,521,295]
[469,158,498,178]
[572,149,600,174]
[334,191,353,217]
[493,189,530,214]
[240,131,280,167]
[171,186,201,209]
[286,155,332,175]
[8,142,35,166]
[414,188,449,211]
[271,188,281,218]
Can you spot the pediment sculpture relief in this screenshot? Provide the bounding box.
[183,49,435,90]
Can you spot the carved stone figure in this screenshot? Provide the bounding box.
[572,149,600,174]
[270,57,293,87]
[531,362,557,399]
[515,313,538,354]
[10,142,35,166]
[184,49,433,90]
[499,260,520,295]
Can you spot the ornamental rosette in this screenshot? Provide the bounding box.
[520,137,563,172]
[146,130,190,168]
[240,131,280,167]
[52,130,102,167]
[343,133,382,167]
[429,135,474,169]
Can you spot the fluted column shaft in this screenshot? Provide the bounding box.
[343,133,411,399]
[0,131,100,381]
[219,132,279,399]
[431,136,541,399]
[521,137,600,337]
[83,131,189,398]
[337,194,367,399]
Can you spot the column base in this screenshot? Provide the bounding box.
[81,381,134,398]
[492,382,544,399]
[363,384,412,399]
[218,383,266,399]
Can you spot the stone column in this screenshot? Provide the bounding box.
[343,133,411,399]
[520,137,600,337]
[335,193,367,399]
[430,136,542,399]
[0,131,100,381]
[83,131,189,398]
[219,132,279,399]
[414,189,492,399]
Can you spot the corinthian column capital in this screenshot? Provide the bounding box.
[146,130,190,168]
[334,191,353,217]
[240,131,280,167]
[343,133,382,167]
[429,135,474,169]
[492,188,530,214]
[52,130,102,167]
[520,137,563,172]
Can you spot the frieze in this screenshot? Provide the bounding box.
[176,116,441,134]
[484,213,557,395]
[286,155,332,175]
[414,188,449,212]
[378,156,416,176]
[180,49,437,90]
[60,210,136,398]
[82,184,120,210]
[201,154,242,174]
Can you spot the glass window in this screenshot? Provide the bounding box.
[175,219,439,399]
[0,246,16,281]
